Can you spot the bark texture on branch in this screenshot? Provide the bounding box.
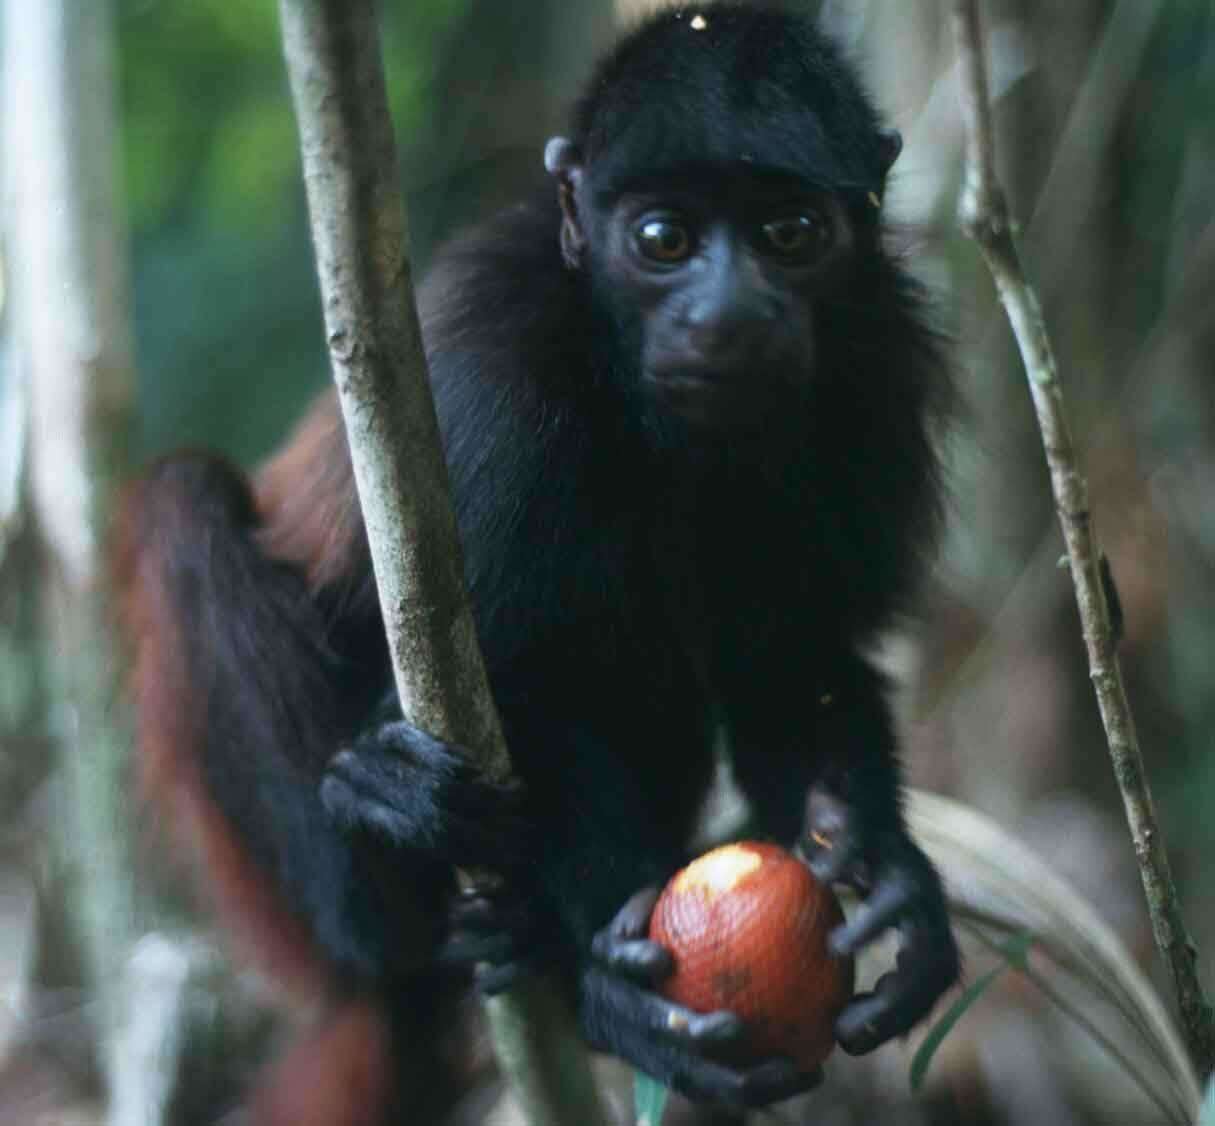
[276,2,610,1121]
[278,0,507,779]
[950,0,1215,1083]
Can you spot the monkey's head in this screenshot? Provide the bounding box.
[545,3,904,435]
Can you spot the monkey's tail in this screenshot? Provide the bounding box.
[255,995,395,1126]
[255,987,484,1126]
[114,451,348,993]
[113,455,399,1122]
[113,455,468,1125]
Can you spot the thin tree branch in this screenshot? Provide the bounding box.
[277,0,504,773]
[950,0,1215,1083]
[275,2,610,1121]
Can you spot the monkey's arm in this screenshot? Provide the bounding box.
[731,649,960,1055]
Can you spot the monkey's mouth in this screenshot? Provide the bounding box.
[644,368,767,425]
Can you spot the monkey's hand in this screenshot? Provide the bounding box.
[321,720,528,871]
[579,887,823,1108]
[424,884,542,994]
[803,788,960,1055]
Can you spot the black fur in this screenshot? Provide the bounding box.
[123,3,958,1112]
[576,4,894,202]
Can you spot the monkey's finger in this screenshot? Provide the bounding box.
[323,774,514,865]
[836,972,903,1054]
[604,1015,819,1108]
[327,740,446,798]
[836,962,946,1054]
[661,1049,819,1109]
[828,873,915,955]
[448,893,498,927]
[321,749,423,837]
[836,921,960,1053]
[325,742,529,863]
[319,775,412,840]
[582,967,746,1047]
[606,885,662,940]
[663,1008,745,1046]
[476,959,530,996]
[436,930,516,968]
[590,934,674,983]
[447,891,531,933]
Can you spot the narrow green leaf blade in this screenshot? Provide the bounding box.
[910,964,1003,1091]
[634,1071,670,1126]
[998,931,1034,970]
[909,932,1034,1091]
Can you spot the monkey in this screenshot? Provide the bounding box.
[115,4,959,1121]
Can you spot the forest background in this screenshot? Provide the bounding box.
[2,1,1214,1123]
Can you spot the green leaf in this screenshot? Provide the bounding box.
[909,932,1034,1091]
[634,1071,670,1126]
[996,930,1034,970]
[1199,1075,1215,1126]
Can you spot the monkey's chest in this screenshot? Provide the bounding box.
[649,509,822,718]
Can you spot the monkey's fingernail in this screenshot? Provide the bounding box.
[811,831,833,850]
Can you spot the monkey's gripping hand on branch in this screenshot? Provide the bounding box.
[803,788,960,1055]
[321,720,529,873]
[321,718,551,984]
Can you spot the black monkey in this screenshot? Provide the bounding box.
[116,4,958,1122]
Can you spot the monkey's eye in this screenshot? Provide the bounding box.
[635,218,693,263]
[761,214,832,261]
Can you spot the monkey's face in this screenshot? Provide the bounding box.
[589,169,856,430]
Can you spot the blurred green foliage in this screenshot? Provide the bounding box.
[118,0,473,462]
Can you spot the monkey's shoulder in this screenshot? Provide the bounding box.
[420,192,583,363]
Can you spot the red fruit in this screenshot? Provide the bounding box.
[649,841,854,1071]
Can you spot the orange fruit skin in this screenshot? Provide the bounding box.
[649,841,854,1071]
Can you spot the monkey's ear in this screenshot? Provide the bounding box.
[877,128,903,176]
[545,136,588,270]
